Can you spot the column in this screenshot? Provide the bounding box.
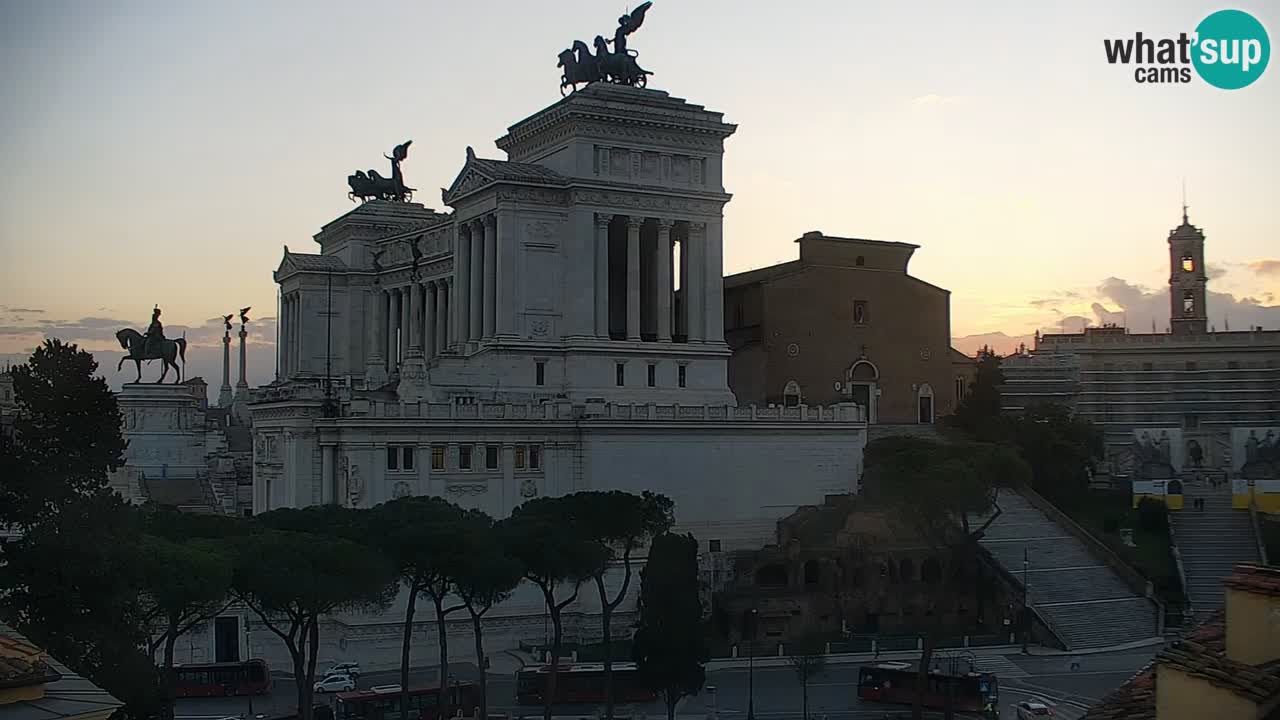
[279,297,288,375]
[321,445,336,505]
[687,223,706,342]
[469,220,484,342]
[289,295,298,373]
[399,286,411,362]
[483,215,497,339]
[368,288,384,363]
[455,224,471,345]
[424,281,437,359]
[495,209,517,337]
[408,282,424,356]
[386,290,397,369]
[626,217,642,341]
[594,214,611,338]
[704,219,725,343]
[438,279,450,351]
[656,219,673,342]
[677,235,689,340]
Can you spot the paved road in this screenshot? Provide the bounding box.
[175,647,1156,720]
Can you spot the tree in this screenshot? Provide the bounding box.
[0,492,166,719]
[366,497,474,717]
[499,497,607,720]
[137,534,234,711]
[1008,403,1103,505]
[786,635,827,720]
[632,533,708,720]
[229,528,396,720]
[950,346,1004,439]
[454,516,524,720]
[567,491,673,720]
[863,436,1029,720]
[0,339,126,529]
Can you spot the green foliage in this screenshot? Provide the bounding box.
[632,533,708,720]
[1,339,127,528]
[949,347,1004,436]
[1136,497,1169,533]
[1009,403,1103,504]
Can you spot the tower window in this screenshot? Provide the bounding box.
[855,255,866,267]
[616,362,625,386]
[1183,291,1195,314]
[853,300,869,325]
[1181,255,1195,273]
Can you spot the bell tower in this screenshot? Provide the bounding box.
[1168,205,1207,336]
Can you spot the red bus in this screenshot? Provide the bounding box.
[335,683,479,720]
[857,661,999,716]
[173,659,271,697]
[516,663,657,705]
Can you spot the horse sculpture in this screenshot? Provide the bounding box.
[557,2,653,94]
[348,140,415,203]
[116,328,186,384]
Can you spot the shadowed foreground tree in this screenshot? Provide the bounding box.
[569,490,673,720]
[787,634,827,720]
[500,497,606,720]
[454,515,524,720]
[229,528,396,720]
[632,533,708,720]
[863,435,1029,720]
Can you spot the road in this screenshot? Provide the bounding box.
[175,647,1156,720]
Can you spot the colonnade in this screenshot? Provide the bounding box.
[368,277,453,372]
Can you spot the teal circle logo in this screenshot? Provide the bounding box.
[1192,9,1270,89]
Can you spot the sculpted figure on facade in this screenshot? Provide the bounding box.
[557,2,653,94]
[348,141,415,203]
[115,306,188,384]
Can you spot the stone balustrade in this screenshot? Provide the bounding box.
[343,398,866,423]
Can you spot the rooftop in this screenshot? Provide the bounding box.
[0,624,121,720]
[1222,564,1280,598]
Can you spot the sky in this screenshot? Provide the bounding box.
[1,0,1278,387]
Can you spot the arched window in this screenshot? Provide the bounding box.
[1181,255,1195,273]
[783,380,802,408]
[899,558,914,582]
[804,559,820,586]
[921,556,942,584]
[756,564,787,588]
[1183,291,1196,314]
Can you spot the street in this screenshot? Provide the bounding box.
[175,646,1156,720]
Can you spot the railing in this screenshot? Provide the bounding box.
[346,399,867,424]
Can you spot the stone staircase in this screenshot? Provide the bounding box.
[1171,481,1260,617]
[980,490,1159,649]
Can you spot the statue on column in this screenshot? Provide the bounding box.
[115,305,187,383]
[558,2,653,94]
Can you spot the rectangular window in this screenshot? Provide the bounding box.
[515,446,526,469]
[1186,361,1197,371]
[529,445,541,470]
[954,377,965,401]
[647,363,656,387]
[459,445,472,470]
[1185,414,1199,430]
[431,445,445,470]
[1228,361,1240,370]
[402,447,414,471]
[386,447,398,471]
[853,300,869,325]
[616,362,625,386]
[535,361,545,386]
[486,445,499,470]
[709,539,722,553]
[678,365,687,388]
[1142,362,1153,372]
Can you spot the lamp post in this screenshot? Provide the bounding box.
[1021,547,1030,653]
[747,608,758,720]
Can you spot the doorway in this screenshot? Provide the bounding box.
[214,616,240,663]
[917,383,935,424]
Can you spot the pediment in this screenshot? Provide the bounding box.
[442,165,496,205]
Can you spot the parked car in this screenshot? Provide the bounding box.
[313,675,356,694]
[1016,700,1053,718]
[326,662,361,679]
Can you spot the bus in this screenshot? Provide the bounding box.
[173,659,271,697]
[334,683,480,720]
[516,662,657,705]
[857,661,999,716]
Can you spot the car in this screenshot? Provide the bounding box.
[313,675,356,694]
[327,661,361,679]
[1016,700,1054,718]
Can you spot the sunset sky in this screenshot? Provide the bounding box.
[2,0,1277,388]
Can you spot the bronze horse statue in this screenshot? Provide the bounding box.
[116,328,187,384]
[348,141,415,203]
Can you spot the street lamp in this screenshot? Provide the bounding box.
[747,608,758,720]
[1021,548,1030,653]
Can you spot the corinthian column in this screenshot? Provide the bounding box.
[656,219,673,342]
[438,278,450,351]
[626,216,642,341]
[469,220,484,342]
[595,214,611,338]
[455,224,471,346]
[483,215,497,339]
[424,281,437,359]
[408,282,424,357]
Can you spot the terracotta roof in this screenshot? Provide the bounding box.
[1223,563,1280,598]
[0,630,61,690]
[1157,610,1280,706]
[470,158,567,185]
[287,253,346,272]
[1082,663,1155,720]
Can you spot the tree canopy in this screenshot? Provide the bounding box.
[632,533,708,720]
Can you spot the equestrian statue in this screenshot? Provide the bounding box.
[348,140,415,203]
[116,305,187,384]
[558,2,654,95]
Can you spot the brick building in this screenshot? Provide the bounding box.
[723,231,968,425]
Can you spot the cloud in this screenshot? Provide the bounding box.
[1,307,44,314]
[910,94,962,107]
[1026,276,1280,334]
[1248,260,1280,277]
[951,331,1035,357]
